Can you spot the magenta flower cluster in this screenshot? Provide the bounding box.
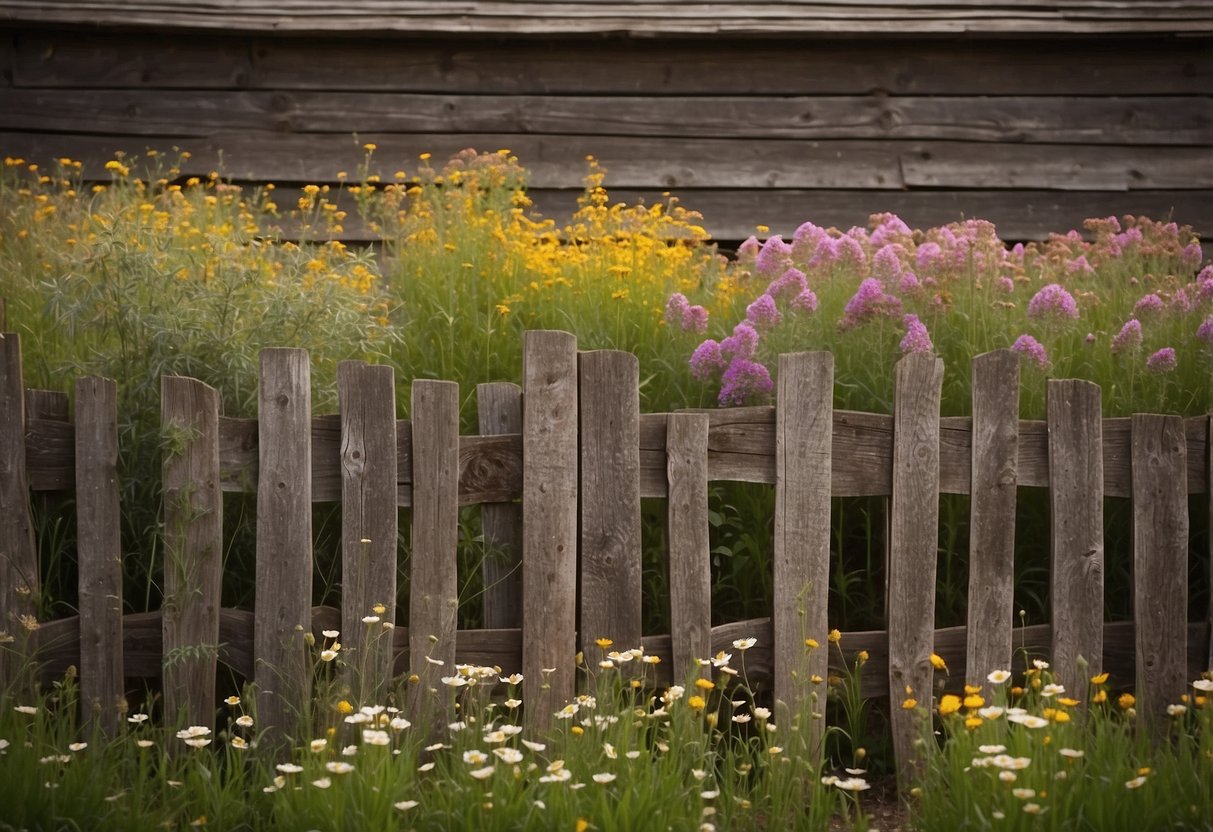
[899,314,933,355]
[1146,347,1177,374]
[1011,334,1049,369]
[1027,283,1079,320]
[674,212,1207,407]
[664,293,709,333]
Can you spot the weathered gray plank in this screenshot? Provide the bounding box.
[28,604,1212,703]
[1047,379,1104,693]
[666,412,711,682]
[477,383,523,630]
[14,32,1208,96]
[0,333,36,688]
[902,142,1213,190]
[338,361,398,700]
[16,130,1213,191]
[772,352,833,751]
[25,389,67,422]
[408,379,460,716]
[191,408,1213,504]
[1132,414,1188,728]
[254,348,312,750]
[161,376,223,733]
[966,351,1019,686]
[5,88,1206,146]
[578,350,642,655]
[5,3,1210,35]
[887,352,944,785]
[74,377,123,735]
[409,378,460,708]
[521,330,579,728]
[13,31,252,88]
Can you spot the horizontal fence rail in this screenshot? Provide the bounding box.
[2,329,1211,772]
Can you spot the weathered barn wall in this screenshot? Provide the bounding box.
[1,3,1211,246]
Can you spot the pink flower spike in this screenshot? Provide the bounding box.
[718,357,773,406]
[746,294,781,328]
[899,314,933,355]
[1011,334,1050,369]
[1111,319,1143,354]
[1027,284,1079,320]
[1146,347,1177,373]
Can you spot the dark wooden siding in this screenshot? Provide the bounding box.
[1,27,1211,245]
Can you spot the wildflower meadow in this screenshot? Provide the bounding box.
[1,147,1211,829]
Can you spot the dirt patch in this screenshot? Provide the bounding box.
[831,775,910,832]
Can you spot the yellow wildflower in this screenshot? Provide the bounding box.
[938,695,962,716]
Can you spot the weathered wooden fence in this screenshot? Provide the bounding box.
[2,328,1211,776]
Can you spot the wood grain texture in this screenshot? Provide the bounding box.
[338,361,398,700]
[476,383,523,630]
[773,352,833,750]
[887,352,944,785]
[9,130,1211,191]
[4,126,1211,240]
[966,351,1019,687]
[26,407,1213,500]
[30,608,1210,703]
[1131,414,1188,729]
[254,348,312,751]
[0,333,36,689]
[408,379,461,717]
[13,32,1210,96]
[1047,379,1104,693]
[521,330,579,729]
[161,376,223,733]
[4,88,1207,146]
[666,412,712,682]
[74,377,124,734]
[25,389,67,422]
[578,350,642,654]
[3,3,1210,35]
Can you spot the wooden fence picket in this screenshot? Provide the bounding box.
[521,331,579,729]
[254,348,313,750]
[338,361,398,700]
[1047,379,1104,693]
[408,379,460,715]
[26,389,68,422]
[161,376,223,733]
[773,352,833,751]
[666,412,711,682]
[75,377,124,735]
[0,332,37,689]
[477,382,523,630]
[578,350,642,656]
[1131,414,1188,727]
[966,350,1020,686]
[7,329,1213,779]
[887,351,944,785]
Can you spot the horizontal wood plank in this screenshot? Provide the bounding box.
[7,130,1211,191]
[30,607,1212,701]
[3,3,1211,35]
[3,88,1207,146]
[27,410,1212,499]
[12,33,1209,96]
